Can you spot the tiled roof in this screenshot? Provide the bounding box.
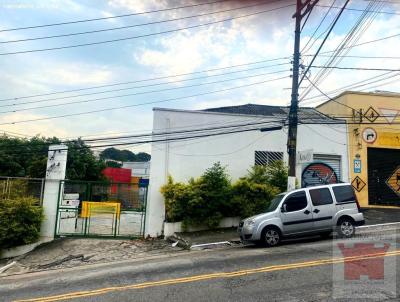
[203,103,341,123]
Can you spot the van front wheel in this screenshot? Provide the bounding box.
[261,227,281,247]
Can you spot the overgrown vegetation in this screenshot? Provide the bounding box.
[161,161,288,229]
[0,198,44,249]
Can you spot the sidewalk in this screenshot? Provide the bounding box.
[0,237,184,276]
[362,207,400,225]
[1,207,399,277]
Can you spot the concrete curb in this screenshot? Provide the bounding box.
[358,222,400,230]
[192,222,400,248]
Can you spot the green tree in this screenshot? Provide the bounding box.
[0,136,106,180]
[105,160,123,168]
[100,147,151,162]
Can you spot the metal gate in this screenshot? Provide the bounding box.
[368,147,400,206]
[55,180,147,238]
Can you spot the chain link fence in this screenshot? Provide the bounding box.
[0,176,45,205]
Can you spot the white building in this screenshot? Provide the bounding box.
[145,104,349,237]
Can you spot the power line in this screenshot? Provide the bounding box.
[0,1,274,44]
[0,75,290,125]
[298,0,350,86]
[301,0,337,54]
[303,74,359,112]
[315,3,400,15]
[0,118,286,152]
[0,64,290,108]
[306,54,400,60]
[301,70,400,104]
[0,4,294,56]
[0,0,251,32]
[0,57,290,103]
[0,70,289,114]
[300,0,385,100]
[311,66,400,72]
[0,121,288,155]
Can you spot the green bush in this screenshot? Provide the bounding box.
[231,179,279,218]
[247,161,288,193]
[161,161,288,229]
[0,198,43,249]
[161,163,231,229]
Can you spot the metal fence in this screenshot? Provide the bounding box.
[0,176,45,205]
[55,180,148,239]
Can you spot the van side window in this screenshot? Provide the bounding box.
[332,186,356,203]
[310,188,333,206]
[283,191,308,212]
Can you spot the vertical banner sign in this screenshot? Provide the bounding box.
[354,159,361,174]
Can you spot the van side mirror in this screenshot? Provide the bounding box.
[281,204,287,213]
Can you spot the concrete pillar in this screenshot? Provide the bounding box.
[40,144,68,242]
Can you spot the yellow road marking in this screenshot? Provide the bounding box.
[14,250,400,302]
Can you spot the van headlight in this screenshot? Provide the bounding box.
[245,219,255,228]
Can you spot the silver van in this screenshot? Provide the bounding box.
[238,183,365,247]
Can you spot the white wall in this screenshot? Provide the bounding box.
[40,145,68,242]
[145,109,348,237]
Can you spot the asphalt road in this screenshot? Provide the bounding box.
[1,230,400,302]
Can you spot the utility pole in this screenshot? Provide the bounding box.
[287,0,317,191]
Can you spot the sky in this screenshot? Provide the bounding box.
[0,0,399,153]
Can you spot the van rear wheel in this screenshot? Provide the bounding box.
[261,227,281,247]
[337,218,355,238]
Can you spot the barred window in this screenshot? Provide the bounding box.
[255,151,283,165]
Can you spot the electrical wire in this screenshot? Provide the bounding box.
[0,0,259,32]
[301,0,337,54]
[0,70,289,113]
[311,66,400,72]
[301,70,400,104]
[0,1,276,44]
[0,4,294,56]
[300,0,385,100]
[0,64,290,108]
[298,0,351,86]
[0,75,290,125]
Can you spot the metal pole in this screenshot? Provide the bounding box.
[287,0,303,191]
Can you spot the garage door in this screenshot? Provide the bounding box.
[368,148,400,206]
[301,154,341,187]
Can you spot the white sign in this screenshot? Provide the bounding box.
[362,128,377,144]
[61,199,80,207]
[297,149,314,164]
[63,193,79,200]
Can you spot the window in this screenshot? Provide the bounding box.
[333,185,356,203]
[310,188,333,206]
[283,191,308,212]
[255,151,283,165]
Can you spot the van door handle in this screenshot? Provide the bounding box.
[304,210,310,215]
[313,209,320,214]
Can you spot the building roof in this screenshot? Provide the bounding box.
[203,103,342,123]
[317,90,400,108]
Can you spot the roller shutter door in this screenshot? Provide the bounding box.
[301,154,342,187]
[313,154,342,181]
[368,147,400,206]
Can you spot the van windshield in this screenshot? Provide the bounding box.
[266,194,284,212]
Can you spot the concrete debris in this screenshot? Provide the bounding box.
[37,254,95,269]
[0,261,16,274]
[166,234,191,250]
